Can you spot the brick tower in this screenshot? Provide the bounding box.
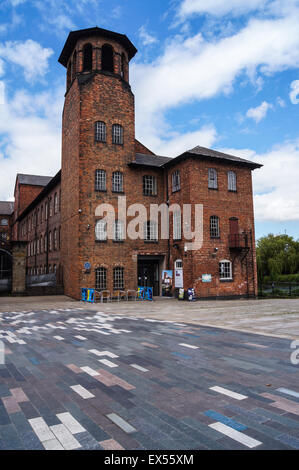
[58,27,137,298]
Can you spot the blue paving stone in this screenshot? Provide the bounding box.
[204,410,247,431]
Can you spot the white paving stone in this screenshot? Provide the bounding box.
[57,412,86,434]
[50,424,81,450]
[70,385,95,399]
[209,422,262,448]
[43,438,64,450]
[89,349,118,358]
[209,386,247,400]
[29,417,55,443]
[53,335,64,341]
[106,413,136,434]
[179,343,199,349]
[75,335,87,340]
[130,364,149,372]
[80,366,100,377]
[99,359,118,368]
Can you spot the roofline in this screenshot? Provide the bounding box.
[58,27,137,67]
[17,170,61,222]
[163,151,263,170]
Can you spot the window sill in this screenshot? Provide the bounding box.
[208,187,218,191]
[144,240,158,243]
[220,278,233,282]
[113,240,124,243]
[143,193,158,197]
[112,191,125,194]
[95,189,107,193]
[172,189,181,193]
[94,140,107,144]
[228,190,237,193]
[210,236,220,239]
[95,239,107,243]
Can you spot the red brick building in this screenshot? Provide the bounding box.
[2,26,262,300]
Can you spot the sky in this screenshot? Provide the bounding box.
[0,0,299,240]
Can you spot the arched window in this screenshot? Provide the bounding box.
[113,267,124,290]
[121,53,126,79]
[95,169,106,191]
[172,170,180,192]
[210,215,220,238]
[95,267,107,290]
[67,60,72,88]
[95,121,106,142]
[112,171,123,192]
[208,168,218,189]
[71,50,77,81]
[40,235,43,254]
[113,220,124,242]
[112,124,123,145]
[102,44,114,73]
[95,219,107,241]
[83,43,92,71]
[219,260,233,280]
[54,229,57,250]
[228,170,237,191]
[174,259,183,269]
[144,221,158,242]
[54,193,58,213]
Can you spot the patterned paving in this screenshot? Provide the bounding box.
[0,306,299,450]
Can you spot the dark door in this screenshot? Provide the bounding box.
[138,261,159,296]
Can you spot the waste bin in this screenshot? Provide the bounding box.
[178,288,185,300]
[187,288,196,301]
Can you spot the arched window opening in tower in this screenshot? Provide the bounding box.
[121,53,126,79]
[83,43,93,71]
[71,50,77,81]
[67,60,72,88]
[102,44,114,73]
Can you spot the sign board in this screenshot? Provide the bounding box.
[84,262,91,270]
[162,270,173,296]
[175,269,184,288]
[202,274,212,283]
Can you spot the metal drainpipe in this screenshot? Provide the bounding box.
[165,168,170,270]
[46,198,49,273]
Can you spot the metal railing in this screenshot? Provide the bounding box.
[258,281,299,298]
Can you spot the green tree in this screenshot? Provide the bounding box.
[256,234,299,280]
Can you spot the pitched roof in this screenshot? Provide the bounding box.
[129,153,172,168]
[59,27,137,67]
[17,174,53,187]
[0,201,14,215]
[165,145,262,169]
[17,171,61,222]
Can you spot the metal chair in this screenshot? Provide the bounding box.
[113,290,127,302]
[95,290,111,303]
[126,289,137,301]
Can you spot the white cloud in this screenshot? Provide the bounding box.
[133,12,299,152]
[0,81,5,104]
[0,85,63,201]
[0,39,53,82]
[10,0,27,6]
[138,25,158,46]
[246,101,273,123]
[276,96,285,107]
[290,79,299,104]
[221,141,299,221]
[178,0,265,19]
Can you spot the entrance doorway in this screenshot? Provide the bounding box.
[0,249,12,293]
[138,257,163,296]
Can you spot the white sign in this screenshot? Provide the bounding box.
[175,269,184,288]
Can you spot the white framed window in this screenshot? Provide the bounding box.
[228,171,237,191]
[95,267,107,290]
[114,220,124,241]
[144,221,158,242]
[54,193,59,213]
[54,229,57,250]
[174,259,183,269]
[95,121,106,142]
[113,267,124,290]
[112,124,123,144]
[143,175,157,196]
[95,219,107,241]
[112,171,123,192]
[208,168,218,189]
[95,169,106,191]
[210,215,220,238]
[172,170,180,192]
[173,210,181,240]
[219,260,232,280]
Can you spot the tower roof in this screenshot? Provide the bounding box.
[58,26,137,67]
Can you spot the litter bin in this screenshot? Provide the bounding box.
[187,288,196,301]
[178,288,185,300]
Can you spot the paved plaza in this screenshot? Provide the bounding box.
[0,301,299,450]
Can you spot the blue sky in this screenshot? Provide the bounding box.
[0,0,299,240]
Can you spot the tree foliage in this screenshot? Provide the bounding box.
[256,234,299,281]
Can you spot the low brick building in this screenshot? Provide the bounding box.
[2,26,262,300]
